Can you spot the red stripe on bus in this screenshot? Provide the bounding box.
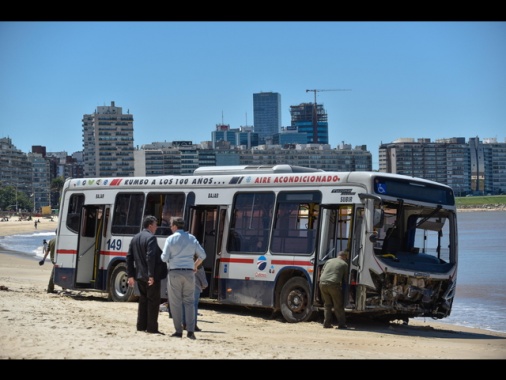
[56,250,76,254]
[271,259,312,266]
[219,257,254,264]
[100,251,127,257]
[56,249,127,257]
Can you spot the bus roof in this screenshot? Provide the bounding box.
[193,164,323,175]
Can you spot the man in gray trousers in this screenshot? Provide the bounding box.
[161,217,206,340]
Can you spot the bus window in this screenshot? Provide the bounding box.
[271,191,321,255]
[144,192,185,236]
[409,215,450,262]
[112,193,145,235]
[228,192,275,253]
[318,206,353,261]
[66,194,85,233]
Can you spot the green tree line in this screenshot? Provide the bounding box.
[0,176,65,213]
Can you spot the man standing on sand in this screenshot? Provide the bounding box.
[39,231,57,293]
[161,216,206,340]
[319,250,349,330]
[126,215,167,335]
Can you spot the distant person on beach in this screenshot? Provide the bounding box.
[126,215,167,335]
[161,216,206,340]
[319,250,349,330]
[39,233,57,293]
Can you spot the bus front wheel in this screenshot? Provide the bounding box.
[280,277,315,323]
[109,262,138,302]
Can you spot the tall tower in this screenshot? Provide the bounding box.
[82,101,135,177]
[253,92,281,144]
[290,103,329,144]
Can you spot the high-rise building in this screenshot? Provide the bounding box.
[0,137,32,211]
[82,101,134,177]
[212,124,259,149]
[27,152,50,212]
[273,126,308,146]
[290,103,329,144]
[253,92,281,144]
[470,137,506,195]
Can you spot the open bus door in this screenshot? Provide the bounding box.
[312,205,357,312]
[74,205,107,290]
[187,205,227,300]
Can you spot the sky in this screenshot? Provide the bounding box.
[1,21,505,170]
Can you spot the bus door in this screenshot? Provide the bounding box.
[187,205,226,300]
[75,205,107,289]
[313,205,354,309]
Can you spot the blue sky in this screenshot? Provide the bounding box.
[1,21,505,170]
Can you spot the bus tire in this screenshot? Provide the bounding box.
[109,262,138,302]
[279,277,315,323]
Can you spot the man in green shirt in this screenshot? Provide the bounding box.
[319,250,349,329]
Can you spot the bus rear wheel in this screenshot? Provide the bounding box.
[280,277,315,323]
[108,262,138,302]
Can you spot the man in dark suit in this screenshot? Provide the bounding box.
[126,215,167,334]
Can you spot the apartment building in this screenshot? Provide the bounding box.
[379,137,506,195]
[82,101,134,177]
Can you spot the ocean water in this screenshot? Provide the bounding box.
[0,231,56,259]
[1,211,505,333]
[417,210,506,334]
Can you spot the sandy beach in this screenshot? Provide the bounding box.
[1,216,505,360]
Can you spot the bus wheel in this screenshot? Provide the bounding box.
[109,262,138,302]
[280,277,314,323]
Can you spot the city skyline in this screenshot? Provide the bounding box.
[1,21,505,170]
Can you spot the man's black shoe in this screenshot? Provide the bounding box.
[170,332,183,338]
[194,325,202,332]
[323,324,332,329]
[187,332,196,340]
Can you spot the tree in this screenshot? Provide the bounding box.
[0,185,31,212]
[50,176,65,210]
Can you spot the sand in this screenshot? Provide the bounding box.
[1,216,505,360]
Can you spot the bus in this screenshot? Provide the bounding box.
[53,164,458,324]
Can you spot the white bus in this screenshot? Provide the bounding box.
[53,165,458,323]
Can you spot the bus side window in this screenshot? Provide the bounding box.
[271,203,307,253]
[228,192,274,253]
[112,193,145,235]
[66,194,84,233]
[271,191,321,255]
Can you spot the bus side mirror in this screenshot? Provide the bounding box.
[373,209,384,228]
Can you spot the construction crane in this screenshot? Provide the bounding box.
[305,88,351,143]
